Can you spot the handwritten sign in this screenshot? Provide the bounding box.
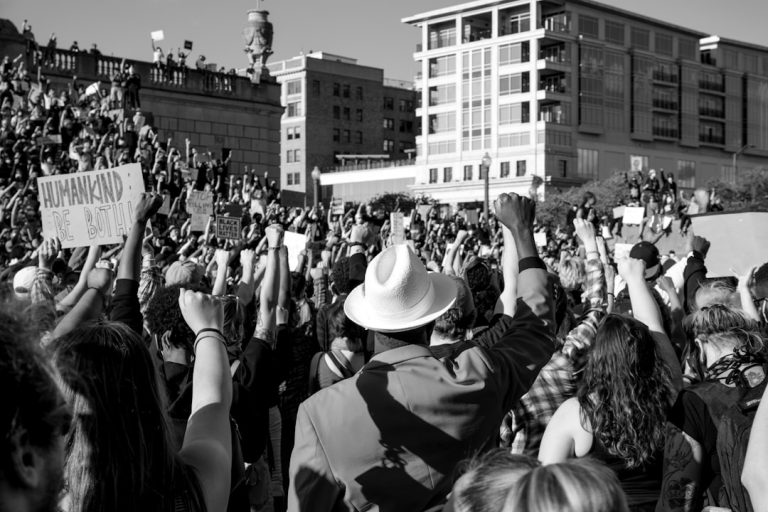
[38,164,146,248]
[186,190,213,215]
[622,207,645,226]
[216,216,241,240]
[390,212,406,245]
[330,197,344,215]
[284,231,307,271]
[150,30,165,41]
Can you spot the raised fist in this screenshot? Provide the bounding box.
[493,193,535,233]
[178,288,224,335]
[87,267,114,295]
[265,224,284,248]
[134,192,164,223]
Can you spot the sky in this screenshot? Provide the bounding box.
[2,0,767,81]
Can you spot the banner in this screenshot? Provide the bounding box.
[184,40,193,50]
[150,30,165,41]
[390,212,406,245]
[38,164,145,248]
[216,216,241,240]
[691,212,768,277]
[284,231,307,271]
[622,206,645,225]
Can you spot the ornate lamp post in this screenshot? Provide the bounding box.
[481,152,492,221]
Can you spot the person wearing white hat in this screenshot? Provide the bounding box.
[288,193,556,512]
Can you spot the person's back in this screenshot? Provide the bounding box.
[288,193,556,511]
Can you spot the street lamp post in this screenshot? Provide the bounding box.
[732,144,755,177]
[481,153,492,221]
[311,166,321,208]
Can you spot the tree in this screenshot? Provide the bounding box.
[706,168,768,211]
[367,192,428,213]
[536,173,627,227]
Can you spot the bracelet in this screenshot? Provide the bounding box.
[196,327,224,338]
[267,246,281,251]
[349,242,365,248]
[518,256,547,272]
[193,334,226,353]
[606,292,615,297]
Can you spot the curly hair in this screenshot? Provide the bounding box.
[558,257,585,292]
[143,284,195,353]
[577,314,672,469]
[684,304,765,358]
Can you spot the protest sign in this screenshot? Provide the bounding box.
[612,206,626,219]
[250,198,266,217]
[150,30,165,41]
[190,215,209,232]
[691,212,768,277]
[330,197,344,216]
[38,164,145,248]
[534,232,548,247]
[36,134,62,146]
[186,190,213,216]
[465,209,479,225]
[622,207,645,225]
[403,216,412,230]
[614,243,633,260]
[184,40,193,50]
[216,216,241,240]
[390,212,406,245]
[158,194,171,216]
[284,231,307,271]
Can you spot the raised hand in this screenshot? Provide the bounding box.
[573,218,596,247]
[240,248,255,271]
[214,248,229,269]
[265,224,284,248]
[38,237,61,271]
[617,257,646,283]
[86,267,114,295]
[134,192,163,223]
[493,192,535,233]
[178,288,224,334]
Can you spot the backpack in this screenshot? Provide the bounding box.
[690,364,767,512]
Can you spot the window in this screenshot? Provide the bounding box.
[428,112,456,133]
[343,107,350,121]
[443,167,453,182]
[286,79,302,96]
[384,97,394,110]
[578,15,599,39]
[428,21,457,49]
[356,109,363,122]
[286,126,301,140]
[399,99,408,112]
[604,21,624,45]
[286,150,295,163]
[499,41,530,65]
[355,86,363,100]
[312,80,321,96]
[631,27,650,51]
[286,173,293,185]
[332,105,340,119]
[294,149,301,163]
[499,72,530,95]
[498,131,530,147]
[429,168,438,183]
[700,121,725,144]
[577,148,599,180]
[463,165,473,180]
[429,55,457,78]
[383,118,394,130]
[383,139,395,152]
[427,141,456,154]
[286,102,302,117]
[343,130,351,143]
[333,83,340,96]
[355,131,363,144]
[516,160,527,177]
[293,172,301,185]
[655,33,673,57]
[558,159,568,177]
[498,102,530,124]
[677,160,696,188]
[342,84,350,98]
[500,161,510,178]
[429,84,456,106]
[399,120,413,133]
[332,129,340,142]
[500,12,530,36]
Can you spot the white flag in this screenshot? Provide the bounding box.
[85,82,101,97]
[150,30,165,41]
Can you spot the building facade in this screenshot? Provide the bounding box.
[322,0,768,206]
[267,52,417,205]
[0,19,282,179]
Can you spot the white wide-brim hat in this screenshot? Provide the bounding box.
[345,244,457,333]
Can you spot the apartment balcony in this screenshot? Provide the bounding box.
[699,107,725,118]
[652,98,679,111]
[537,56,570,74]
[699,79,725,93]
[539,107,569,125]
[463,28,493,44]
[699,133,725,145]
[652,126,680,139]
[652,70,679,85]
[539,14,572,44]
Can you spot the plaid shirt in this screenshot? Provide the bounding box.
[138,255,162,314]
[500,257,606,455]
[30,267,57,334]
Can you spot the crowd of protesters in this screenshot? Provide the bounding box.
[2,24,768,512]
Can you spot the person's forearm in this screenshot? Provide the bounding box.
[117,219,146,281]
[212,262,227,296]
[259,247,279,335]
[278,248,290,311]
[58,245,101,309]
[739,286,762,322]
[190,333,232,418]
[626,277,664,333]
[497,227,519,316]
[52,289,105,339]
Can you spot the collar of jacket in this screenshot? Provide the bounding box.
[365,344,433,369]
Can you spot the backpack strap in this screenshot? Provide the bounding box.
[230,359,242,378]
[327,350,356,379]
[307,351,323,395]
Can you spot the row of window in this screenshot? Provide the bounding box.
[427,160,527,183]
[332,129,364,144]
[332,82,364,100]
[384,97,414,112]
[285,172,301,186]
[333,106,364,121]
[383,118,414,132]
[577,15,697,60]
[285,149,301,163]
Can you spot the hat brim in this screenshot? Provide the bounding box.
[344,272,457,333]
[645,263,661,280]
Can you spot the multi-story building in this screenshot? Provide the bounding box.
[321,0,768,206]
[267,52,417,205]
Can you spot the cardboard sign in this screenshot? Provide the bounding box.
[465,209,479,225]
[403,216,412,230]
[38,164,146,248]
[190,214,209,233]
[223,203,243,218]
[186,190,213,216]
[612,206,626,219]
[691,212,768,277]
[184,40,193,50]
[622,207,645,226]
[151,30,165,41]
[216,216,241,240]
[36,134,62,146]
[284,231,307,271]
[390,212,406,245]
[534,232,548,247]
[330,197,344,216]
[158,194,171,216]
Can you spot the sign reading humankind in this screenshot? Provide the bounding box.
[38,164,146,248]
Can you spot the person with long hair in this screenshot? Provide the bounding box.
[539,257,682,510]
[49,290,232,512]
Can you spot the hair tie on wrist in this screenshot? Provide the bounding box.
[196,327,224,339]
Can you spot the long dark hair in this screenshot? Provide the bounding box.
[577,314,671,468]
[50,321,201,512]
